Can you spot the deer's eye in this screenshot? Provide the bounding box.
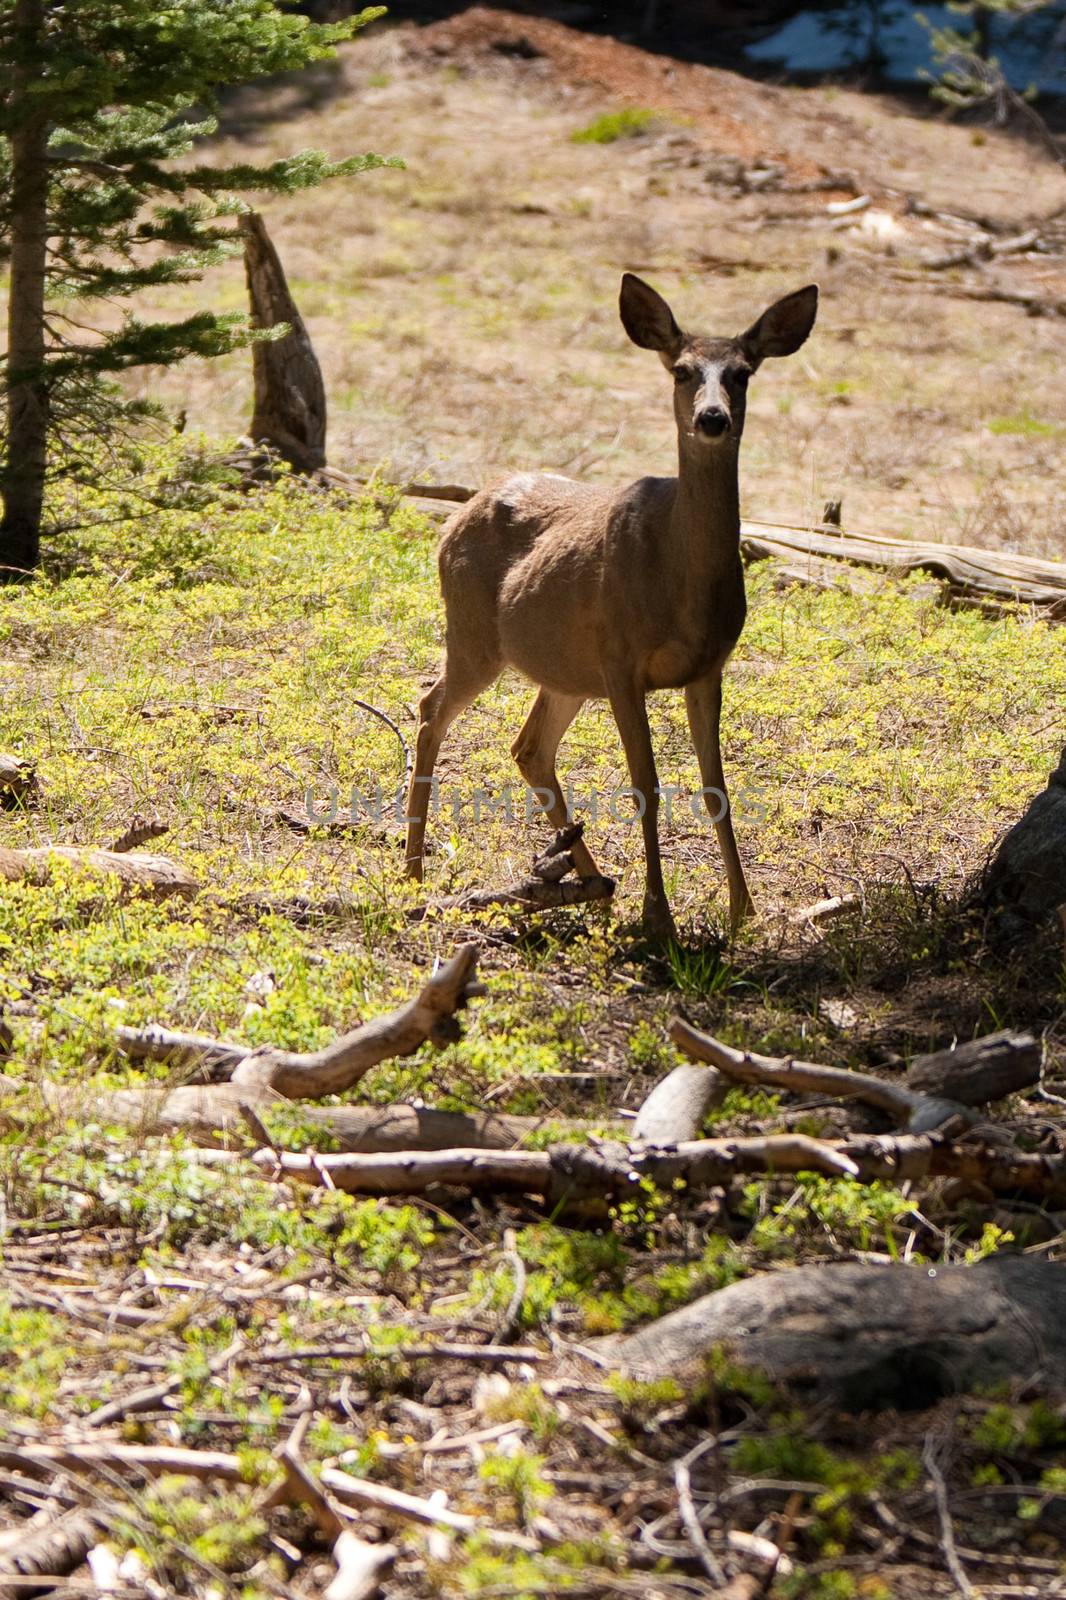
[728,368,750,388]
[673,366,696,383]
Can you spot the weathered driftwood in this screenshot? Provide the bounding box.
[980,743,1066,945]
[631,1062,726,1143]
[0,752,38,809]
[115,943,483,1100]
[595,1258,1066,1405]
[253,1131,1066,1209]
[671,1020,1040,1134]
[241,211,326,472]
[0,844,197,900]
[740,519,1066,614]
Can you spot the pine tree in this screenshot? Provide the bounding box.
[0,0,392,576]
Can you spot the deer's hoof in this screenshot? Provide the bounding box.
[641,896,678,947]
[728,889,755,936]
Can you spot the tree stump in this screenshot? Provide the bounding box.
[241,211,327,472]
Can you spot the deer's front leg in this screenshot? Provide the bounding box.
[684,670,754,934]
[605,671,677,943]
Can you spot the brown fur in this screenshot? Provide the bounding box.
[404,275,818,940]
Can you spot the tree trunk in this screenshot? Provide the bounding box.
[0,0,49,578]
[241,211,327,471]
[981,743,1066,944]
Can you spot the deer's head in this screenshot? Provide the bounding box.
[619,274,818,449]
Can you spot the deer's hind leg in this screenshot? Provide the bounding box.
[511,689,601,879]
[405,644,499,881]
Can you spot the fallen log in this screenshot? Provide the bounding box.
[905,1030,1043,1106]
[251,1134,861,1207]
[594,1257,1066,1406]
[0,845,197,900]
[740,519,1066,614]
[252,1131,1066,1209]
[670,1021,1041,1134]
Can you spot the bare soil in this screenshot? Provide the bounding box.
[138,8,1066,556]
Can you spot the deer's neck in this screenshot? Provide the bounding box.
[666,438,742,587]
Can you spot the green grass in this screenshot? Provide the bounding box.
[570,106,663,144]
[0,435,1060,1596]
[985,409,1060,438]
[1,437,1062,1101]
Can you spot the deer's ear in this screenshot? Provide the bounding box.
[619,273,683,361]
[741,285,818,365]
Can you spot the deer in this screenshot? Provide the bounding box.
[404,273,818,942]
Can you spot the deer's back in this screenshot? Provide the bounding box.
[439,472,613,695]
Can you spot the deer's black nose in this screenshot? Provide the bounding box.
[696,407,729,437]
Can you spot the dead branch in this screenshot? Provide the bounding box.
[931,281,1066,319]
[253,1128,1066,1209]
[671,1020,1040,1133]
[0,1442,245,1483]
[0,754,38,810]
[7,1078,598,1154]
[924,227,1041,271]
[251,1133,861,1208]
[596,1257,1066,1405]
[108,816,168,853]
[325,1530,396,1600]
[114,943,483,1099]
[788,892,861,926]
[249,1341,546,1366]
[0,845,197,900]
[923,1434,976,1600]
[319,1467,539,1552]
[411,826,615,918]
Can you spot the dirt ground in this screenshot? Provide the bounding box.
[137,7,1066,557]
[3,19,1066,1599]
